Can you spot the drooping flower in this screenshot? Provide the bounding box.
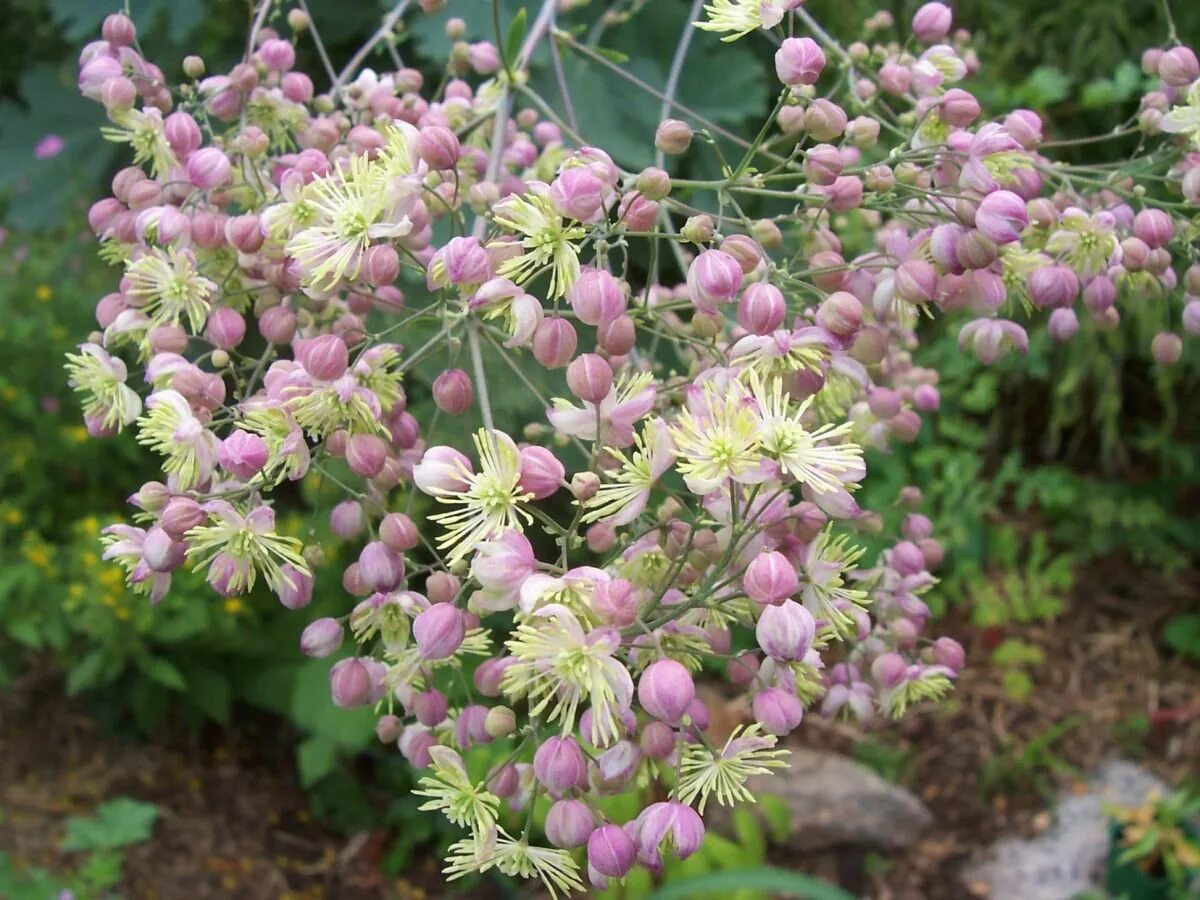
[135,390,220,490]
[124,248,217,333]
[65,343,142,432]
[669,380,770,495]
[414,746,501,838]
[748,373,863,494]
[492,186,587,299]
[674,724,790,813]
[694,0,786,42]
[582,418,674,526]
[184,501,310,597]
[100,524,172,603]
[443,827,584,899]
[101,107,177,177]
[547,370,655,448]
[421,430,534,564]
[503,604,634,746]
[799,526,869,636]
[1161,80,1200,149]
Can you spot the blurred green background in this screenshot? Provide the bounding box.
[0,1,1197,898]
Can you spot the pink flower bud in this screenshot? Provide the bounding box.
[102,12,136,46]
[891,540,927,576]
[756,599,815,661]
[428,235,490,288]
[375,715,403,743]
[825,175,864,212]
[413,446,472,495]
[359,541,405,592]
[534,736,589,794]
[164,111,202,157]
[279,71,313,102]
[1152,331,1183,366]
[142,526,184,573]
[617,192,660,231]
[919,538,945,569]
[868,387,902,419]
[912,2,952,42]
[753,687,804,736]
[468,41,501,74]
[431,368,473,415]
[1158,46,1200,88]
[939,88,980,127]
[655,119,693,155]
[597,314,636,356]
[259,306,296,344]
[567,353,614,402]
[519,445,565,499]
[744,551,798,605]
[329,500,366,540]
[1133,208,1173,249]
[546,799,594,849]
[101,76,137,111]
[160,497,204,539]
[344,433,387,478]
[804,143,843,186]
[737,283,786,334]
[720,234,764,275]
[775,36,826,86]
[330,658,372,708]
[895,259,938,304]
[975,190,1028,245]
[687,249,743,312]
[296,334,348,381]
[913,384,940,412]
[413,603,465,660]
[218,429,268,480]
[277,564,313,609]
[569,267,626,326]
[589,824,637,882]
[551,167,606,222]
[186,147,232,189]
[259,38,295,72]
[1004,109,1043,149]
[847,116,881,147]
[225,213,265,253]
[594,578,638,628]
[485,707,517,739]
[417,126,460,169]
[205,307,245,349]
[635,167,671,201]
[1028,264,1079,309]
[379,513,418,553]
[426,571,461,605]
[817,291,864,338]
[1183,300,1200,335]
[931,637,966,673]
[804,99,847,142]
[638,659,695,725]
[890,409,922,443]
[301,617,343,657]
[413,688,449,726]
[872,651,908,689]
[532,317,578,368]
[362,244,400,285]
[1047,307,1079,342]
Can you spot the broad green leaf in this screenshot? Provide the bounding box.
[137,655,186,691]
[649,867,854,900]
[61,797,159,852]
[503,8,528,73]
[297,735,340,787]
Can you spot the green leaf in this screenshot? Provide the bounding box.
[137,655,186,691]
[649,867,854,900]
[592,46,630,64]
[61,797,159,852]
[1163,614,1200,659]
[65,649,114,696]
[187,666,231,723]
[296,735,340,787]
[503,7,528,72]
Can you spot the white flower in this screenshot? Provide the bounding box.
[444,827,584,899]
[101,107,177,177]
[65,343,142,432]
[694,0,786,42]
[124,248,217,333]
[414,746,501,838]
[675,724,790,813]
[1161,80,1200,149]
[136,390,220,490]
[582,417,674,526]
[492,186,586,299]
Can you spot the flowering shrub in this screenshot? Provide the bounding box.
[66,0,1197,893]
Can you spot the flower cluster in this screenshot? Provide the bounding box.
[68,1,1196,895]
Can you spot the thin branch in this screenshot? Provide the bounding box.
[468,323,494,430]
[655,0,704,168]
[333,0,410,95]
[549,31,579,135]
[296,0,337,85]
[246,0,273,62]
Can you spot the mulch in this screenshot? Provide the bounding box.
[0,556,1196,899]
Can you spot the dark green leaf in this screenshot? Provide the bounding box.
[61,797,159,852]
[503,8,528,72]
[649,867,854,900]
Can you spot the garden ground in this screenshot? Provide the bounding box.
[1,557,1196,899]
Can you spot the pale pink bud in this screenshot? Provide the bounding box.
[912,2,952,42]
[720,234,763,275]
[594,578,638,628]
[589,824,637,879]
[913,384,940,411]
[202,307,243,350]
[413,688,449,726]
[931,637,966,673]
[804,99,847,142]
[343,433,385,478]
[468,41,501,74]
[635,166,671,201]
[413,446,472,495]
[1182,300,1200,335]
[868,387,902,419]
[804,143,843,186]
[330,658,372,708]
[376,715,403,743]
[753,687,804,736]
[546,799,594,849]
[102,12,136,46]
[276,564,313,609]
[362,244,400,286]
[939,88,980,127]
[738,283,786,334]
[775,37,826,86]
[417,126,460,169]
[569,267,625,326]
[825,175,863,212]
[872,652,908,689]
[567,353,613,402]
[638,659,695,725]
[551,167,606,222]
[756,599,815,661]
[259,38,295,72]
[164,111,202,157]
[744,551,799,606]
[159,497,204,540]
[1159,46,1200,88]
[430,368,472,415]
[1133,208,1173,249]
[101,76,137,111]
[426,572,461,605]
[1152,331,1183,366]
[225,213,264,253]
[519,445,565,499]
[359,541,404,592]
[532,317,578,368]
[1028,264,1079,309]
[218,429,268,480]
[329,500,366,540]
[301,617,343,657]
[534,736,588,794]
[598,314,636,356]
[1047,307,1079,342]
[975,190,1028,244]
[258,306,296,344]
[280,71,312,102]
[413,603,465,659]
[379,513,418,552]
[847,116,880,148]
[816,291,863,338]
[687,249,743,312]
[617,192,659,231]
[655,119,693,155]
[1004,109,1043,149]
[296,334,348,381]
[895,259,938,304]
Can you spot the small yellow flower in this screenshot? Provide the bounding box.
[224,597,245,615]
[1,386,17,403]
[69,426,89,443]
[115,607,131,621]
[103,594,117,607]
[35,284,52,302]
[3,508,23,526]
[23,544,51,568]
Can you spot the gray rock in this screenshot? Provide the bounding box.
[963,760,1170,900]
[745,747,933,851]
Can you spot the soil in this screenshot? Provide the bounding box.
[0,556,1196,900]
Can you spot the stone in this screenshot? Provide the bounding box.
[745,747,933,851]
[962,760,1170,900]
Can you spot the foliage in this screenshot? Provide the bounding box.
[980,716,1083,799]
[1108,787,1200,894]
